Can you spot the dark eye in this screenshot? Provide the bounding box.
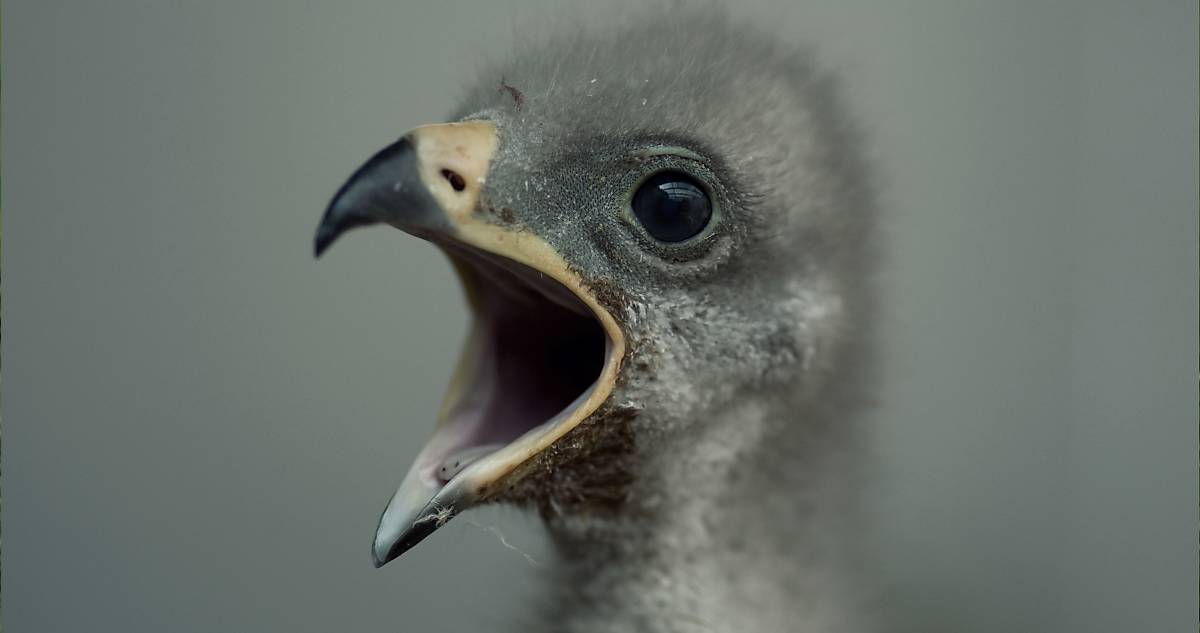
[630,171,713,243]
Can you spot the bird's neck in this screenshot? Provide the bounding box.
[541,396,871,633]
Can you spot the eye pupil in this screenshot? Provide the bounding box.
[630,171,712,243]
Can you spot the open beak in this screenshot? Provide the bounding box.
[315,121,625,568]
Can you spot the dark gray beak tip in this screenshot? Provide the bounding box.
[313,135,445,261]
[313,190,373,259]
[314,225,335,258]
[379,520,440,568]
[313,213,349,258]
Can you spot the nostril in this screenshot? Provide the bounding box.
[442,169,466,192]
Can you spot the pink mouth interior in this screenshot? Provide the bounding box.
[417,244,608,486]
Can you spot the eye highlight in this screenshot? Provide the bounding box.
[630,170,713,243]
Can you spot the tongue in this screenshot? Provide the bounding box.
[437,444,505,483]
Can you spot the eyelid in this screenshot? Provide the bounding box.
[630,145,708,165]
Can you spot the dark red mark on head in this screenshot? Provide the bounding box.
[498,78,525,111]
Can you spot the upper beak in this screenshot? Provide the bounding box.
[314,121,625,568]
[315,121,496,258]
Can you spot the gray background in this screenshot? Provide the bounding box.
[4,1,1196,631]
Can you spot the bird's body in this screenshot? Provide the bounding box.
[316,9,876,632]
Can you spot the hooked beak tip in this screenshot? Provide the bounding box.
[313,225,337,258]
[372,534,401,569]
[372,524,429,569]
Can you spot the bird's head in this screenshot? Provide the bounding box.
[315,11,870,567]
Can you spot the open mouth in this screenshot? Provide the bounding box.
[313,119,625,564]
[417,242,612,491]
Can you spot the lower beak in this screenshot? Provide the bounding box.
[314,121,625,568]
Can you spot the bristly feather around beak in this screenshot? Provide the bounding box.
[314,121,625,567]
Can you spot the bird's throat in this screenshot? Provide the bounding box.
[540,398,871,633]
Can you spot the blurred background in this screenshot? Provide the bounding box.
[3,1,1196,631]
